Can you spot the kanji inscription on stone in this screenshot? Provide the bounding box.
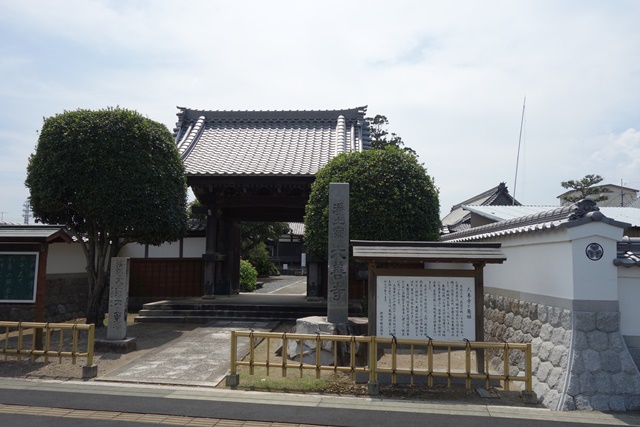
[107,257,130,340]
[327,183,349,324]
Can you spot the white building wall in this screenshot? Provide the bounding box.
[183,237,205,258]
[118,237,205,259]
[482,230,575,300]
[119,243,145,258]
[618,268,640,337]
[47,242,86,274]
[567,222,622,301]
[148,242,180,258]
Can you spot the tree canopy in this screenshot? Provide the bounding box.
[26,107,188,325]
[560,174,611,203]
[366,114,417,155]
[304,147,440,259]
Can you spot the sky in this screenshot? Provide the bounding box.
[1,0,640,224]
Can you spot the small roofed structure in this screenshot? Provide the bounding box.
[0,225,73,323]
[352,240,506,344]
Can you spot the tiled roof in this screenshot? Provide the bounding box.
[352,240,506,264]
[174,107,370,176]
[463,205,640,227]
[287,222,304,236]
[187,218,207,235]
[441,182,520,233]
[441,200,629,242]
[615,237,640,267]
[0,225,73,243]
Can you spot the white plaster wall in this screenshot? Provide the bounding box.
[618,268,640,337]
[47,242,86,274]
[119,243,146,258]
[183,237,205,258]
[483,231,575,300]
[569,230,620,301]
[148,242,180,258]
[118,237,205,259]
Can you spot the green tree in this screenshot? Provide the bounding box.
[26,107,188,326]
[241,222,288,277]
[239,259,258,292]
[366,114,417,156]
[241,222,290,255]
[560,174,611,203]
[304,147,440,259]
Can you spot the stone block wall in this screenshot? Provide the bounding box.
[484,293,640,411]
[0,273,88,323]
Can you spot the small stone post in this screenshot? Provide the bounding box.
[107,257,130,340]
[95,257,137,355]
[327,183,349,324]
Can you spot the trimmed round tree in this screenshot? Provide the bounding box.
[304,147,440,259]
[26,107,188,325]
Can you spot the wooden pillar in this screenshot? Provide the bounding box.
[306,259,324,300]
[34,243,48,349]
[474,262,485,373]
[203,209,218,298]
[215,217,238,295]
[367,261,377,337]
[230,221,240,294]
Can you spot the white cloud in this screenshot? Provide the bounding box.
[2,0,640,218]
[589,129,640,186]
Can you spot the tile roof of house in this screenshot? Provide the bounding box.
[287,222,304,236]
[615,237,640,267]
[441,182,520,233]
[352,240,506,264]
[174,107,370,177]
[441,200,629,242]
[463,205,640,227]
[0,225,73,243]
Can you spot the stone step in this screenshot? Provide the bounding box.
[136,308,363,323]
[140,303,338,313]
[137,309,328,318]
[136,298,364,323]
[135,315,294,324]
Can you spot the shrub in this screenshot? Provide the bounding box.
[240,259,258,292]
[304,147,440,259]
[245,242,279,277]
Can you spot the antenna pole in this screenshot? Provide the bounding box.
[513,96,526,205]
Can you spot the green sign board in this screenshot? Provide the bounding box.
[0,252,39,303]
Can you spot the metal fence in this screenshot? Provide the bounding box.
[0,321,95,366]
[229,331,532,392]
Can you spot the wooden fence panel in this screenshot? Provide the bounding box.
[129,258,203,298]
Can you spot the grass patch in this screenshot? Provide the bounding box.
[223,322,367,395]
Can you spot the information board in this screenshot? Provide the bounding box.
[376,276,475,341]
[0,252,39,303]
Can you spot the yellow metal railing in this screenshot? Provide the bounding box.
[0,321,95,366]
[230,331,532,392]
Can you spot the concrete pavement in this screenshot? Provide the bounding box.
[1,277,640,426]
[1,377,639,426]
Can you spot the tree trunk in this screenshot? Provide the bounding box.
[85,275,107,327]
[82,226,112,327]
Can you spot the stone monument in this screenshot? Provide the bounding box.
[281,183,368,366]
[327,182,349,324]
[95,257,137,353]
